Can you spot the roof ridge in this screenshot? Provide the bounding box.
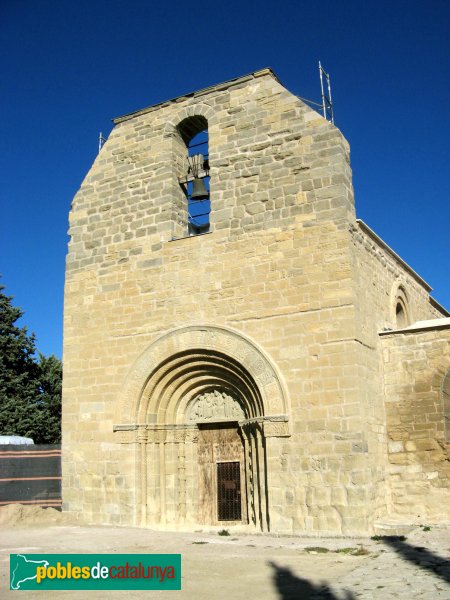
[113,68,280,124]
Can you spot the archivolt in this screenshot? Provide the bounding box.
[391,282,411,328]
[117,325,289,426]
[140,350,263,424]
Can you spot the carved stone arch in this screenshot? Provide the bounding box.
[115,325,290,531]
[391,282,411,328]
[117,324,290,428]
[163,103,217,140]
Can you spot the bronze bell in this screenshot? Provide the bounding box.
[190,177,209,200]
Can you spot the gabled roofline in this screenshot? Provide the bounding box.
[430,296,450,317]
[356,219,432,292]
[113,68,281,124]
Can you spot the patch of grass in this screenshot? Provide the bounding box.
[422,526,431,532]
[334,546,370,556]
[192,541,208,545]
[304,546,330,553]
[335,547,358,554]
[218,529,230,536]
[352,545,370,556]
[371,535,407,542]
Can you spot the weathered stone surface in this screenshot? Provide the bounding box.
[381,326,450,521]
[62,68,449,535]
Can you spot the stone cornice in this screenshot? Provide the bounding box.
[354,219,432,292]
[113,68,280,124]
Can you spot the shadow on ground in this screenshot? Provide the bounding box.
[269,561,355,600]
[382,536,450,584]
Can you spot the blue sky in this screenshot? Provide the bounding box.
[1,0,449,359]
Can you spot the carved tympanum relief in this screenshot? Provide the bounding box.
[187,389,245,422]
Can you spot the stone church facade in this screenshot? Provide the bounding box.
[62,68,450,535]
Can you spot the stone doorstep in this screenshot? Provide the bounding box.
[372,521,443,536]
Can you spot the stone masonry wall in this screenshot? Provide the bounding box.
[63,69,368,534]
[381,326,450,521]
[63,68,447,535]
[347,222,446,524]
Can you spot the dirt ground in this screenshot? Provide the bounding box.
[0,506,449,599]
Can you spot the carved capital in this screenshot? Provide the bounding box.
[264,421,290,437]
[114,430,136,444]
[185,430,199,443]
[165,429,187,443]
[136,430,148,443]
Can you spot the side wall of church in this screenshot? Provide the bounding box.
[380,327,450,521]
[347,223,446,523]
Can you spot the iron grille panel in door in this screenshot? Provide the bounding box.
[217,461,241,521]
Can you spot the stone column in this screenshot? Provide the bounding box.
[240,429,250,524]
[185,429,199,525]
[145,432,160,525]
[157,430,167,525]
[137,430,148,527]
[247,425,258,527]
[175,430,186,524]
[255,425,268,532]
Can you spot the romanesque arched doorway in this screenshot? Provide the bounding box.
[115,326,290,532]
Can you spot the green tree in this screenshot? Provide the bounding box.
[35,353,62,443]
[0,283,61,443]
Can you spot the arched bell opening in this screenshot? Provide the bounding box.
[176,115,211,236]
